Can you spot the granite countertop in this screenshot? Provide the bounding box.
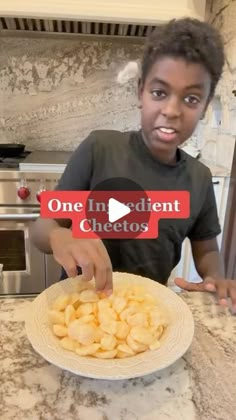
[0,293,236,420]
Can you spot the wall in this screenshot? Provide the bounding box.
[0,36,143,151]
[0,1,235,170]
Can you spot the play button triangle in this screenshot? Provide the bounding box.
[108,198,131,223]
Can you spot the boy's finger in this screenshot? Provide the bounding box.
[95,241,113,293]
[229,285,236,313]
[88,247,111,292]
[60,255,78,278]
[204,276,217,292]
[104,266,113,295]
[71,247,94,281]
[174,277,205,292]
[216,280,228,306]
[76,251,94,282]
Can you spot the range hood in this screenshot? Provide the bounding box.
[0,0,206,38]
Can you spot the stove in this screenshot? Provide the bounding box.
[0,150,71,172]
[0,151,31,169]
[19,150,71,172]
[0,150,72,295]
[0,151,72,205]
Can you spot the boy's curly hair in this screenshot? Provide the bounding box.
[141,18,225,98]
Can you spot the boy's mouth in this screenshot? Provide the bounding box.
[154,126,179,142]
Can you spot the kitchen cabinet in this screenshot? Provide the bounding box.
[0,0,206,25]
[222,146,236,279]
[169,176,230,284]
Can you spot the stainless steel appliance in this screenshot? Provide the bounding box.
[0,151,71,295]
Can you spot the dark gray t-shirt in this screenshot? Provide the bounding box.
[55,130,221,284]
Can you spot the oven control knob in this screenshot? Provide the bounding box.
[36,189,46,203]
[17,186,30,200]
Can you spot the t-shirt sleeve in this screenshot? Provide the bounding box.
[55,132,95,191]
[188,169,221,241]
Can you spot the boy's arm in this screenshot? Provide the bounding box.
[31,132,95,254]
[191,238,225,279]
[30,218,71,254]
[174,238,236,312]
[30,132,113,292]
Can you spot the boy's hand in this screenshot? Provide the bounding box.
[174,276,236,313]
[49,227,113,294]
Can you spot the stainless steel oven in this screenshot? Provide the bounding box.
[0,159,69,295]
[0,206,46,294]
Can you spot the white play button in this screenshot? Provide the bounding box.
[108,198,131,223]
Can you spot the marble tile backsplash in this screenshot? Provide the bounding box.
[0,0,235,172]
[0,37,143,151]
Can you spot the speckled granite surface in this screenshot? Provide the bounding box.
[0,292,235,420]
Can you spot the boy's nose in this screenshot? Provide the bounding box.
[161,97,181,119]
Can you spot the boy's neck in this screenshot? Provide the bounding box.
[152,149,177,165]
[141,132,178,165]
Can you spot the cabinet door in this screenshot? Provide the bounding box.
[185,176,230,282]
[213,176,230,250]
[169,176,230,286]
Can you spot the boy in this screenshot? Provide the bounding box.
[31,18,236,312]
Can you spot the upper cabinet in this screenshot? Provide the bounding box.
[0,0,207,26]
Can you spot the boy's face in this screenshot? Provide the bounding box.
[138,57,211,161]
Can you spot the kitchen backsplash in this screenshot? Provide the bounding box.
[0,36,143,151]
[0,0,235,171]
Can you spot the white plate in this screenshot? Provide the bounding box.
[25,272,194,380]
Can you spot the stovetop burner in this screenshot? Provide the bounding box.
[0,151,31,169]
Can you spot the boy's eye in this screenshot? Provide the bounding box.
[151,89,166,99]
[184,95,200,105]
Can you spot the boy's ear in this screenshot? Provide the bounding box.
[138,78,143,108]
[138,78,143,97]
[201,97,211,120]
[200,113,205,120]
[200,107,208,120]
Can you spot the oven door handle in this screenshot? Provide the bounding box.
[0,213,40,221]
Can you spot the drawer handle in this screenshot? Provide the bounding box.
[212,181,220,185]
[0,213,39,221]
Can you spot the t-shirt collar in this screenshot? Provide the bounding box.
[137,129,187,168]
